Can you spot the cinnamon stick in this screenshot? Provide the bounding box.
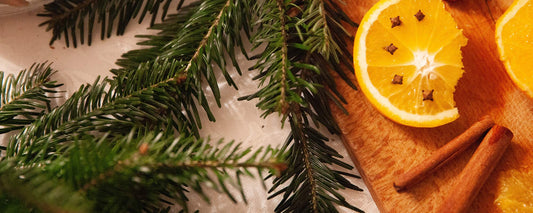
[394,116,494,191]
[437,125,513,213]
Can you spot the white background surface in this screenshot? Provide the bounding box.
[0,2,379,212]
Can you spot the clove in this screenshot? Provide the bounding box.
[422,89,434,101]
[390,16,402,28]
[385,43,398,55]
[415,10,425,21]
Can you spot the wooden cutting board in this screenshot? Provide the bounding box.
[333,0,533,212]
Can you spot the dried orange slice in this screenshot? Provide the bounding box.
[495,0,533,98]
[495,170,533,212]
[353,0,467,127]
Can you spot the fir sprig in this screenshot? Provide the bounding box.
[113,0,251,103]
[46,131,284,212]
[7,0,250,162]
[0,160,91,213]
[7,65,208,163]
[38,0,185,47]
[5,77,123,163]
[3,129,284,212]
[242,0,363,212]
[0,63,62,134]
[112,1,204,73]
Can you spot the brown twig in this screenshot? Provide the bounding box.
[394,115,495,191]
[437,125,513,213]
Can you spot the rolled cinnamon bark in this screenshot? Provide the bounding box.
[436,125,513,213]
[394,116,495,191]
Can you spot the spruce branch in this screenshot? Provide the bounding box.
[112,1,204,73]
[113,0,251,100]
[302,0,358,62]
[241,0,305,121]
[43,130,285,212]
[38,0,185,47]
[0,160,91,213]
[115,0,239,100]
[242,0,363,212]
[269,109,363,213]
[0,63,62,134]
[6,72,189,163]
[7,0,252,163]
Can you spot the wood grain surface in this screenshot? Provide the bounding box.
[333,0,533,212]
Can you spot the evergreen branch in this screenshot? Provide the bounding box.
[293,108,319,212]
[0,63,62,134]
[270,110,363,213]
[7,0,252,162]
[112,1,203,73]
[314,0,358,91]
[114,0,250,74]
[43,130,285,212]
[302,0,357,62]
[113,0,251,100]
[5,77,116,161]
[6,73,188,163]
[0,160,91,213]
[243,0,363,212]
[241,0,308,121]
[38,0,184,47]
[184,0,229,72]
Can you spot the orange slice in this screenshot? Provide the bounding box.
[495,0,533,98]
[353,0,467,127]
[495,170,533,212]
